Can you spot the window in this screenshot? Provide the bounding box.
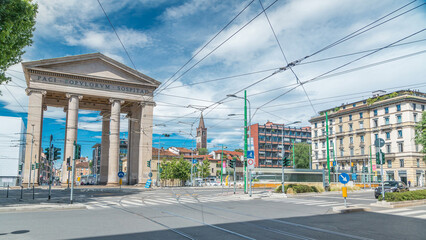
[373,119,378,127]
[397,115,402,123]
[386,132,390,139]
[349,115,352,121]
[350,148,354,156]
[322,129,326,136]
[322,121,325,127]
[349,123,353,131]
[322,150,326,159]
[314,123,317,128]
[387,160,392,168]
[414,113,417,122]
[314,130,318,137]
[416,144,419,152]
[413,103,416,110]
[385,107,389,114]
[386,144,391,153]
[398,142,403,152]
[417,159,420,167]
[359,112,363,119]
[339,138,343,145]
[385,117,390,125]
[331,150,334,158]
[315,142,318,149]
[375,134,379,140]
[359,121,364,129]
[398,130,403,138]
[212,168,214,173]
[329,119,333,125]
[399,159,404,167]
[374,109,378,116]
[396,104,401,111]
[361,147,365,155]
[343,106,346,109]
[422,105,425,111]
[350,137,353,144]
[339,125,343,133]
[339,117,342,123]
[340,149,344,157]
[322,141,325,148]
[360,135,365,143]
[315,151,318,160]
[330,127,333,135]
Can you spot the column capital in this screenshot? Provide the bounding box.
[100,110,110,117]
[66,93,83,100]
[109,98,125,104]
[25,88,47,96]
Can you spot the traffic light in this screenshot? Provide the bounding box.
[35,163,39,169]
[19,163,23,171]
[281,157,291,167]
[159,168,163,173]
[376,151,385,164]
[44,147,50,160]
[67,157,71,166]
[331,166,335,173]
[75,144,82,159]
[228,160,234,168]
[54,147,61,160]
[147,160,151,167]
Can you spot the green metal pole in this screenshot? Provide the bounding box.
[326,112,331,183]
[370,145,373,182]
[244,90,248,194]
[221,144,224,185]
[292,139,295,168]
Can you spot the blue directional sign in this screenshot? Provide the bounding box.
[352,173,357,181]
[145,179,152,188]
[333,161,337,166]
[117,171,125,178]
[192,159,198,164]
[339,172,350,184]
[247,150,254,159]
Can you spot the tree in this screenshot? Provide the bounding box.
[200,159,210,178]
[198,148,208,155]
[174,156,191,184]
[234,149,243,153]
[415,111,426,162]
[0,0,38,85]
[292,143,310,168]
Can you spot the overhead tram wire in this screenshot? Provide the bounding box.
[155,0,280,96]
[258,0,316,114]
[159,38,426,92]
[155,0,256,94]
[253,28,426,116]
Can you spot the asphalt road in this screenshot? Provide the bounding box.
[1,187,425,240]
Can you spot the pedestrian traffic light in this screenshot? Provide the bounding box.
[32,164,34,170]
[228,160,234,168]
[282,157,291,167]
[147,160,151,167]
[36,163,39,169]
[331,166,335,173]
[376,151,385,164]
[54,147,61,160]
[19,163,23,171]
[44,147,50,160]
[67,157,71,166]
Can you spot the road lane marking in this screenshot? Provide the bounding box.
[392,210,426,216]
[378,208,412,213]
[415,214,426,219]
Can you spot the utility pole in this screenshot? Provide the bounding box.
[281,134,286,197]
[369,145,373,188]
[292,138,295,168]
[28,124,34,189]
[220,144,224,185]
[325,112,331,183]
[244,90,248,194]
[70,141,76,204]
[48,135,53,200]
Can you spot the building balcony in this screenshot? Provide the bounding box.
[335,132,345,137]
[380,124,393,131]
[355,128,366,134]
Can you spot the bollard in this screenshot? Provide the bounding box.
[6,184,9,198]
[20,186,23,199]
[342,186,348,208]
[32,185,35,200]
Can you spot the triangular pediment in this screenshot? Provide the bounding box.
[22,53,160,87]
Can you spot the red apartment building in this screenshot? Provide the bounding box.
[250,121,311,168]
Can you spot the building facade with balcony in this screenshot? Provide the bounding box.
[309,90,425,186]
[250,121,311,168]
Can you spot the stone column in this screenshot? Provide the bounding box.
[128,103,140,185]
[107,99,124,186]
[137,102,155,185]
[23,89,46,187]
[126,112,132,185]
[61,94,82,187]
[99,111,110,185]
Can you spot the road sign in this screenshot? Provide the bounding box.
[352,173,357,180]
[373,164,376,171]
[247,150,254,159]
[374,138,385,148]
[247,158,255,169]
[339,172,350,184]
[333,161,337,166]
[67,166,72,171]
[148,172,153,178]
[117,171,125,178]
[145,179,151,188]
[192,159,198,164]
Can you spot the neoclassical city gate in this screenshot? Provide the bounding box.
[21,53,160,187]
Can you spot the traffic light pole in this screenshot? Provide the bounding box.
[325,112,331,184]
[378,147,385,200]
[70,141,76,204]
[48,136,53,200]
[233,163,236,194]
[244,90,248,194]
[28,124,34,189]
[281,132,286,197]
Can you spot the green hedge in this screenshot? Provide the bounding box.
[378,190,426,202]
[275,184,319,194]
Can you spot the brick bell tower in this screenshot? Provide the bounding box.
[196,113,207,150]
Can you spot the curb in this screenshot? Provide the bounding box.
[370,199,426,208]
[332,205,370,213]
[0,204,86,213]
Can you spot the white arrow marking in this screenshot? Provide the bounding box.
[341,176,347,182]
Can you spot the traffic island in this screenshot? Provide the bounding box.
[332,205,370,213]
[0,203,86,213]
[371,199,426,208]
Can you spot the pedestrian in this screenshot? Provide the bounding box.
[408,180,411,187]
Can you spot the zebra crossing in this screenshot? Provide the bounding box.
[85,195,247,210]
[263,197,344,207]
[375,207,426,220]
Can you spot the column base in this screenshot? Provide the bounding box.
[106,182,119,187]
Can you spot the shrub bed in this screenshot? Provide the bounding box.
[378,190,426,202]
[275,184,322,194]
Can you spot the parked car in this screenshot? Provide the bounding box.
[374,181,409,198]
[77,175,96,185]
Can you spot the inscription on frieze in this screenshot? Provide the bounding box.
[31,74,150,95]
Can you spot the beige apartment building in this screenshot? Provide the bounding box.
[310,90,425,186]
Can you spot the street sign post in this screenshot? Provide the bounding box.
[117,171,125,178]
[375,138,386,200]
[339,173,350,208]
[352,173,357,181]
[374,138,385,148]
[192,159,198,164]
[247,158,255,169]
[145,179,151,188]
[247,150,254,159]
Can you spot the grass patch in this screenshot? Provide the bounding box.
[378,190,426,202]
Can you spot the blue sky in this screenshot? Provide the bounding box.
[1,0,425,167]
